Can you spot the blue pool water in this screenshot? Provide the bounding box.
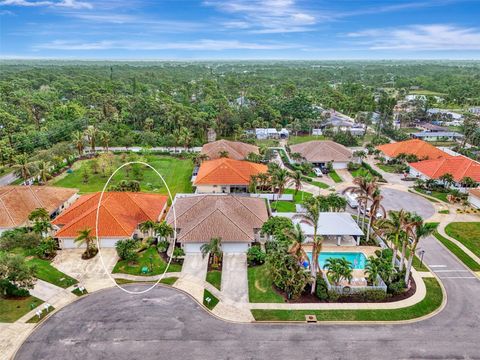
[307,252,367,270]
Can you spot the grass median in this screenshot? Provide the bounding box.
[433,231,480,271]
[252,278,443,322]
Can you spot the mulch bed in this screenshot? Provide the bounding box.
[274,276,417,304]
[158,250,183,266]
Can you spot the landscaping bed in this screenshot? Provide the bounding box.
[252,278,442,321]
[112,247,182,276]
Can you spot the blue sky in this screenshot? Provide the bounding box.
[1,0,480,59]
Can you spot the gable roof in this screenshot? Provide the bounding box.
[166,194,268,243]
[376,139,450,160]
[53,192,167,238]
[289,140,352,163]
[194,158,267,186]
[469,188,480,199]
[0,186,78,229]
[201,139,259,160]
[409,155,480,182]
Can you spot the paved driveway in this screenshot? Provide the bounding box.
[181,253,208,281]
[221,253,248,303]
[29,280,64,302]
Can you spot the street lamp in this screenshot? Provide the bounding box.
[419,249,426,268]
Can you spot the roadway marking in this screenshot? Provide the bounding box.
[439,276,477,279]
[429,265,447,268]
[434,269,470,272]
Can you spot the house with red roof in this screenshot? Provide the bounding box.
[409,155,480,188]
[53,192,168,248]
[376,139,450,161]
[193,158,268,194]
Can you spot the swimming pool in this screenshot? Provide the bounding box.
[307,252,367,270]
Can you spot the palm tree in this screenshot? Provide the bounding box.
[28,208,51,238]
[84,126,98,153]
[249,174,259,193]
[14,153,35,181]
[272,168,290,206]
[193,153,209,166]
[36,161,51,184]
[75,228,95,258]
[178,127,193,150]
[343,176,378,229]
[439,173,454,189]
[294,195,325,293]
[139,220,156,238]
[323,258,353,286]
[218,150,229,158]
[362,192,386,242]
[460,176,477,188]
[154,221,174,242]
[404,219,436,283]
[365,256,382,285]
[289,170,303,195]
[99,130,111,152]
[283,223,309,266]
[200,237,222,268]
[72,131,85,157]
[375,210,407,269]
[325,193,347,212]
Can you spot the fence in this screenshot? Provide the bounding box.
[250,193,294,201]
[322,271,387,295]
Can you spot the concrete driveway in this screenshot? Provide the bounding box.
[221,253,249,303]
[181,253,208,281]
[29,280,64,302]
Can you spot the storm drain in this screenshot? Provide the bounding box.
[305,315,317,323]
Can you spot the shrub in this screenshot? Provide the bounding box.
[0,280,30,297]
[157,240,169,253]
[388,280,406,295]
[247,246,266,266]
[115,239,139,262]
[0,228,41,251]
[34,238,57,259]
[362,289,387,301]
[347,162,361,171]
[172,247,185,260]
[315,275,329,300]
[327,290,341,302]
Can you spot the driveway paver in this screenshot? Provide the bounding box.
[221,253,249,303]
[181,253,208,281]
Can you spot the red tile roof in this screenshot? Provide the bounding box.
[410,156,480,182]
[0,186,78,228]
[53,192,167,238]
[194,158,268,186]
[469,188,480,199]
[377,139,450,160]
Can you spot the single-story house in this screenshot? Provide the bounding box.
[273,212,364,246]
[193,158,268,194]
[166,194,269,253]
[376,139,450,161]
[409,155,480,188]
[468,189,480,208]
[411,131,463,142]
[255,128,289,139]
[289,140,354,169]
[53,192,168,248]
[417,122,448,132]
[200,139,258,160]
[427,108,463,120]
[0,186,78,236]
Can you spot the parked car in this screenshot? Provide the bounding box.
[313,167,323,177]
[360,207,384,219]
[345,193,358,208]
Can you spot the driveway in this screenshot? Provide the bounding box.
[181,253,208,281]
[29,280,64,302]
[221,253,249,303]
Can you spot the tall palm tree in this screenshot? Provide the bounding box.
[272,168,290,206]
[294,195,324,294]
[375,210,407,269]
[249,174,259,193]
[343,176,378,228]
[36,161,51,184]
[289,170,303,195]
[404,220,436,282]
[72,131,85,157]
[362,192,386,242]
[283,223,309,266]
[139,220,156,238]
[99,130,111,152]
[84,126,98,153]
[398,212,419,271]
[14,153,35,181]
[75,228,95,258]
[154,221,174,242]
[28,208,51,238]
[194,153,209,166]
[200,237,222,268]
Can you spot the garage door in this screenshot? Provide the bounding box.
[60,238,120,249]
[222,243,249,253]
[184,243,204,253]
[61,239,78,249]
[332,162,348,170]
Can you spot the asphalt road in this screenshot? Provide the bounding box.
[0,172,18,186]
[16,235,480,360]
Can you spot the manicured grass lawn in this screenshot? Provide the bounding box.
[52,154,193,195]
[433,231,480,271]
[114,277,178,285]
[27,258,78,288]
[203,289,219,310]
[248,264,285,303]
[271,189,312,213]
[329,170,342,183]
[399,127,421,134]
[409,90,446,96]
[350,167,372,179]
[112,247,182,276]
[414,188,448,202]
[256,139,280,147]
[0,296,43,323]
[310,179,329,189]
[26,306,55,323]
[252,278,442,321]
[288,135,326,145]
[444,222,480,259]
[206,270,222,290]
[376,163,399,173]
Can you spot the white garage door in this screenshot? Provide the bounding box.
[332,162,348,170]
[222,243,249,253]
[184,243,204,253]
[61,239,78,249]
[59,238,120,249]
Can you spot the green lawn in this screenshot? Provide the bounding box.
[27,258,78,288]
[288,135,326,145]
[433,231,480,271]
[310,179,330,189]
[414,188,448,202]
[409,90,446,96]
[114,276,178,285]
[252,278,442,321]
[112,247,182,276]
[248,264,285,303]
[52,154,193,195]
[203,289,219,310]
[0,296,43,323]
[329,170,342,183]
[399,127,421,134]
[26,306,55,323]
[445,222,480,259]
[271,189,312,213]
[206,270,222,290]
[438,210,450,214]
[376,163,399,173]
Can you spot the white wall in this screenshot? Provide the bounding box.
[469,194,480,209]
[59,237,123,249]
[184,243,203,253]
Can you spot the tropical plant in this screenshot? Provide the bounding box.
[247,245,266,266]
[375,209,407,270]
[34,238,57,259]
[283,223,309,266]
[200,237,223,268]
[404,220,436,283]
[74,228,96,259]
[72,131,85,157]
[28,208,51,238]
[439,173,454,188]
[84,126,98,153]
[343,176,378,229]
[99,130,111,152]
[154,221,174,242]
[172,246,185,260]
[36,161,51,184]
[289,170,303,195]
[139,220,156,238]
[271,168,290,206]
[14,153,36,181]
[0,253,36,297]
[323,257,353,286]
[115,238,139,262]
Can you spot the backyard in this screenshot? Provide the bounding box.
[112,247,182,276]
[52,154,194,195]
[288,135,327,145]
[271,189,312,213]
[445,222,480,258]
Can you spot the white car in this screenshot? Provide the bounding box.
[345,193,358,209]
[313,167,323,177]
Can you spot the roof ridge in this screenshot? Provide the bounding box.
[177,206,220,240]
[27,186,44,209]
[231,196,266,223]
[124,192,152,221]
[102,203,132,236]
[173,195,206,220]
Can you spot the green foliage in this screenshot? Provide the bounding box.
[0,228,41,251]
[315,275,329,300]
[157,240,170,253]
[115,238,139,262]
[0,253,36,296]
[34,238,57,260]
[109,180,141,192]
[261,216,293,240]
[247,245,266,266]
[323,257,353,286]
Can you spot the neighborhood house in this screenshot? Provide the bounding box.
[290,140,354,169]
[200,139,259,161]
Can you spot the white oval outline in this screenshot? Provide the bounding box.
[95,161,177,295]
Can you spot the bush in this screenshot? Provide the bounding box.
[172,247,185,259]
[115,239,139,262]
[327,290,341,302]
[315,276,329,300]
[388,280,406,295]
[347,162,361,171]
[157,240,169,253]
[247,246,266,266]
[0,280,30,297]
[0,228,41,251]
[362,289,387,301]
[34,238,57,260]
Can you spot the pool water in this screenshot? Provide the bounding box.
[307,252,367,270]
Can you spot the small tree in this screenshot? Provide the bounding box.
[115,239,139,263]
[439,173,454,188]
[200,237,223,268]
[323,257,353,286]
[0,253,36,297]
[74,228,96,259]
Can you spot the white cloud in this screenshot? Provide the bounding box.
[346,24,480,50]
[0,0,92,9]
[35,39,298,51]
[204,0,319,33]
